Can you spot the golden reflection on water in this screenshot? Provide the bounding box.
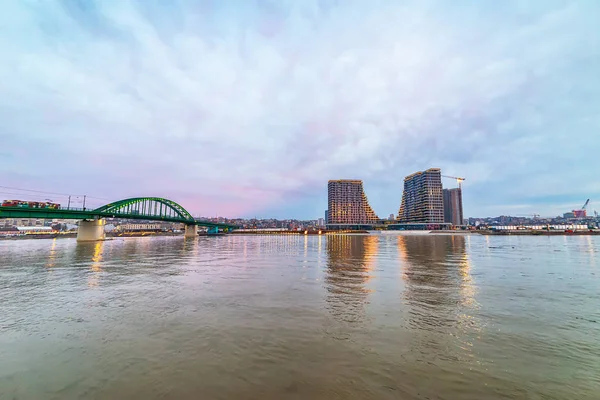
[88,241,104,288]
[324,235,378,324]
[458,250,477,308]
[46,238,58,268]
[397,234,483,360]
[454,237,483,358]
[317,234,323,256]
[397,236,409,283]
[304,234,308,259]
[363,235,379,276]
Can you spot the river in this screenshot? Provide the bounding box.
[1,234,599,399]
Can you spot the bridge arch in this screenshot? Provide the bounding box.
[93,197,195,223]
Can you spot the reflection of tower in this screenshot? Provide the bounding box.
[398,235,479,361]
[398,235,469,327]
[325,235,378,324]
[327,180,378,224]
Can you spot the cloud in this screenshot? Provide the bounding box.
[1,0,599,218]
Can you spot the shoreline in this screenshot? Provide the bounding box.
[0,232,184,241]
[476,230,600,236]
[2,229,599,241]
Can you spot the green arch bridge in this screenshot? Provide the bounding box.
[0,197,238,240]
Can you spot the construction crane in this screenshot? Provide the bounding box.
[442,175,466,189]
[572,198,590,219]
[582,199,590,210]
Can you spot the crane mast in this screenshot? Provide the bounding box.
[582,199,590,210]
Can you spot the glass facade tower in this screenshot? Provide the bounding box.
[397,168,444,223]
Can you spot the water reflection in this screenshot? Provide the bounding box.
[69,240,106,287]
[398,235,480,360]
[399,235,462,306]
[582,236,597,267]
[89,241,104,288]
[324,235,378,324]
[45,238,58,268]
[2,236,600,399]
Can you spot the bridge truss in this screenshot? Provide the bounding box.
[0,197,237,229]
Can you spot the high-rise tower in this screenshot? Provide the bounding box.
[397,168,444,223]
[443,188,463,226]
[327,180,378,224]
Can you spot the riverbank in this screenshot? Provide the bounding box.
[229,230,369,235]
[4,229,598,240]
[0,231,184,240]
[477,229,600,236]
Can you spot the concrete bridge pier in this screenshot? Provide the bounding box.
[77,219,106,242]
[184,224,198,238]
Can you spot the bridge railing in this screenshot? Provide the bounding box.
[0,205,238,228]
[58,207,172,216]
[1,206,186,219]
[54,207,158,215]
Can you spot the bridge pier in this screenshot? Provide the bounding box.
[77,219,105,242]
[184,224,198,238]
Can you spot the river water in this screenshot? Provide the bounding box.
[0,234,599,399]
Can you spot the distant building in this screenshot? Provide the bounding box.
[443,188,464,226]
[16,226,52,232]
[388,213,395,221]
[397,168,444,223]
[563,212,575,219]
[317,218,325,227]
[325,210,329,222]
[327,180,378,224]
[573,209,587,219]
[118,223,163,232]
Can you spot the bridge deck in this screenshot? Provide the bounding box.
[0,207,237,229]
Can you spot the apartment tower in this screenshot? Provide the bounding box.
[443,188,464,226]
[327,180,378,224]
[397,168,444,223]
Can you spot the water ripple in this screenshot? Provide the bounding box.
[1,234,599,399]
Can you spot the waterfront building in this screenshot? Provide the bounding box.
[2,218,44,227]
[118,223,164,232]
[443,188,464,226]
[327,180,378,225]
[573,209,587,219]
[397,168,444,223]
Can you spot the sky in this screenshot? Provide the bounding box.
[1,0,599,219]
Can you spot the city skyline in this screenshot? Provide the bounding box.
[1,1,599,219]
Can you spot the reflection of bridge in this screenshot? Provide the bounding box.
[0,197,238,241]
